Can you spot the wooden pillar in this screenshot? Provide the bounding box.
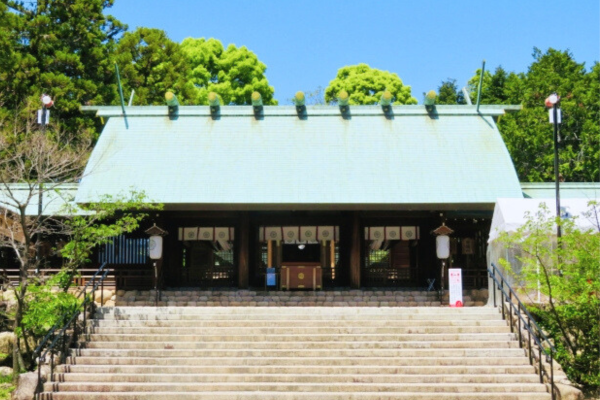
[238,212,250,288]
[349,211,361,289]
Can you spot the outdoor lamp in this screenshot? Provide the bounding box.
[149,236,163,260]
[545,92,562,239]
[545,93,559,108]
[41,94,54,108]
[435,235,450,259]
[145,224,168,305]
[38,94,53,125]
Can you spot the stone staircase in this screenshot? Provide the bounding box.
[39,306,551,400]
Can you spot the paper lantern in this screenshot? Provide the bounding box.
[149,236,163,260]
[436,235,450,259]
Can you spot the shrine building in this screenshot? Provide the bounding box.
[75,102,523,291]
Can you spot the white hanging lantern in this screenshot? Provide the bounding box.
[149,236,163,260]
[436,235,450,259]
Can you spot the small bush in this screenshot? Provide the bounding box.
[18,272,81,339]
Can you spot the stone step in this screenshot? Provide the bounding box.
[52,372,542,384]
[44,382,549,393]
[56,364,539,376]
[87,326,510,334]
[83,340,520,350]
[66,356,531,366]
[74,348,526,358]
[97,306,496,315]
[90,319,508,327]
[98,314,501,321]
[38,306,549,400]
[119,301,479,307]
[85,333,516,342]
[38,391,551,400]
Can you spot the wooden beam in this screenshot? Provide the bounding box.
[238,212,250,288]
[267,240,273,267]
[349,211,361,288]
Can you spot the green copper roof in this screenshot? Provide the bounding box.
[521,182,600,200]
[0,183,81,216]
[76,105,523,210]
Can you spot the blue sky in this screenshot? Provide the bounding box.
[108,0,599,104]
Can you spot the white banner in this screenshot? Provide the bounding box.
[199,227,214,241]
[317,226,335,241]
[282,226,300,243]
[401,226,417,240]
[215,227,230,241]
[183,227,198,241]
[180,227,235,241]
[385,226,400,240]
[259,226,339,242]
[448,268,463,307]
[264,227,282,241]
[300,226,317,241]
[365,227,385,241]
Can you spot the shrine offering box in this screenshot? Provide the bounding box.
[281,263,322,290]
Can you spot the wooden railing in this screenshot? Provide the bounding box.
[1,264,153,291]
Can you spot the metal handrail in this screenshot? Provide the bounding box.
[489,263,557,400]
[32,262,110,396]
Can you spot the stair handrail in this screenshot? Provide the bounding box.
[489,262,557,400]
[32,262,110,395]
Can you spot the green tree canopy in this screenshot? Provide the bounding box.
[436,79,466,105]
[325,64,417,105]
[468,49,599,182]
[180,37,276,105]
[0,0,126,138]
[115,28,196,105]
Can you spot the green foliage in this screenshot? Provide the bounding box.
[60,190,163,276]
[0,372,15,400]
[180,38,276,105]
[0,0,126,140]
[325,64,417,105]
[498,203,600,388]
[18,272,81,339]
[115,28,196,105]
[437,79,466,105]
[467,49,599,182]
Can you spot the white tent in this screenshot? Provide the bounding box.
[489,198,600,243]
[486,198,599,304]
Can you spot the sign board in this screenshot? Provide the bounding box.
[448,268,463,307]
[548,108,562,124]
[37,109,50,125]
[266,267,277,287]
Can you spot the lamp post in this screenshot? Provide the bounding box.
[545,93,562,239]
[146,224,168,305]
[36,95,53,267]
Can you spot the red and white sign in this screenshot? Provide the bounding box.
[448,268,463,307]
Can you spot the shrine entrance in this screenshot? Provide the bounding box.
[362,226,421,287]
[177,226,236,288]
[258,226,340,289]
